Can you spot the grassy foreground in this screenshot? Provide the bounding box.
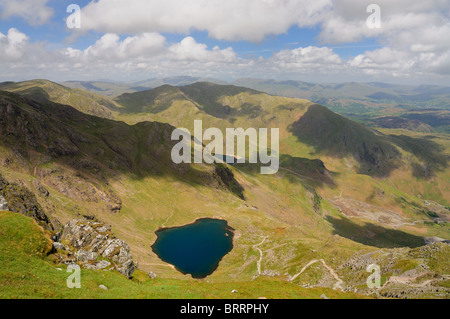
[0,211,364,299]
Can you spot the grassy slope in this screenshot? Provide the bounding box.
[0,211,365,299]
[0,90,363,286]
[115,82,449,204]
[113,83,450,251]
[0,79,121,119]
[0,83,448,298]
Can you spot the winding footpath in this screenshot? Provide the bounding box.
[253,236,268,275]
[290,259,345,291]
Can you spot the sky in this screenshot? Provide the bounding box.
[0,0,450,85]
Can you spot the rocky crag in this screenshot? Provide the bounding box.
[55,219,136,278]
[0,173,54,230]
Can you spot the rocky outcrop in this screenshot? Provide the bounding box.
[0,173,54,230]
[58,219,136,278]
[338,242,450,298]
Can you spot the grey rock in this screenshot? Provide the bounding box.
[98,285,108,290]
[0,173,54,230]
[148,271,157,279]
[52,242,66,251]
[85,260,111,270]
[60,219,135,278]
[75,249,98,262]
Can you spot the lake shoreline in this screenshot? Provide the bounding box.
[151,217,235,279]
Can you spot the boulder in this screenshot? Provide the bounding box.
[85,260,111,270]
[52,242,65,251]
[60,219,136,278]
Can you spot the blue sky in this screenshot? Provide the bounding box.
[1,0,449,85]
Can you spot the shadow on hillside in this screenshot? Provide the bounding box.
[288,104,401,177]
[325,216,425,248]
[388,134,448,179]
[234,154,336,188]
[0,91,242,200]
[278,154,336,188]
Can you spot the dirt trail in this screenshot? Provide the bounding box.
[381,273,450,289]
[161,208,175,228]
[140,262,176,270]
[253,236,268,275]
[290,259,344,291]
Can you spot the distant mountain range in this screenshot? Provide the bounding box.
[62,76,450,111]
[61,77,450,133]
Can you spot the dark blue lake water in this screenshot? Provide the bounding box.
[151,218,234,278]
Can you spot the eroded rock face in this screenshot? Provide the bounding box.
[60,219,136,278]
[0,173,54,230]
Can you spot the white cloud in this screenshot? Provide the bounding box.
[1,25,450,85]
[0,0,53,25]
[168,37,237,62]
[0,28,30,61]
[75,0,332,42]
[318,0,450,45]
[65,33,236,64]
[81,33,167,60]
[349,48,416,76]
[314,0,450,80]
[273,46,342,66]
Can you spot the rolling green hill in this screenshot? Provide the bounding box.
[232,78,450,134]
[0,210,367,299]
[232,78,450,112]
[0,81,449,299]
[288,104,401,176]
[0,79,121,119]
[114,82,449,179]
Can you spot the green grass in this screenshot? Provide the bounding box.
[1,81,449,299]
[0,211,365,299]
[0,79,119,119]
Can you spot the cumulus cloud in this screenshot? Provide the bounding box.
[57,0,450,81]
[318,0,450,44]
[65,33,236,64]
[0,28,30,61]
[1,0,450,82]
[315,0,450,79]
[272,46,342,67]
[1,20,450,84]
[80,33,167,60]
[0,0,53,25]
[349,48,416,76]
[75,0,332,42]
[35,31,240,80]
[168,37,236,62]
